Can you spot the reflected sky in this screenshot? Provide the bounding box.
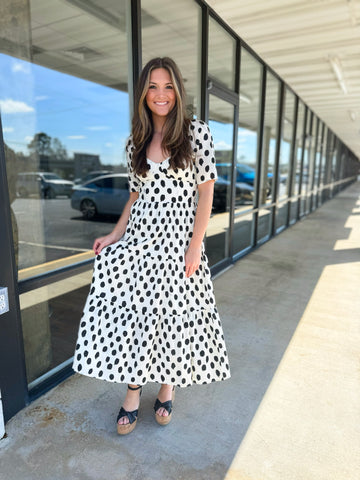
[0,54,291,170]
[0,54,130,166]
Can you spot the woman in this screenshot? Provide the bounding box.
[73,57,230,435]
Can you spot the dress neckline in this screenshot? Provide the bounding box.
[146,156,170,165]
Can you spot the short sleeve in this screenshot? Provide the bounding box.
[190,120,218,185]
[126,137,141,192]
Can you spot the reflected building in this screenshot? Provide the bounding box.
[74,153,101,180]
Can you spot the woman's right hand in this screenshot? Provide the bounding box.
[93,231,121,255]
[93,193,137,255]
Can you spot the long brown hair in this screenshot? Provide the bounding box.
[132,57,193,176]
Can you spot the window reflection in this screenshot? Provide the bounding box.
[257,71,280,243]
[20,276,91,384]
[3,57,130,272]
[1,0,131,385]
[71,173,129,219]
[320,127,328,202]
[313,121,324,208]
[322,129,333,202]
[290,100,305,223]
[209,16,236,90]
[331,136,338,195]
[206,95,235,266]
[305,114,317,214]
[276,88,295,231]
[141,0,201,117]
[261,72,279,206]
[233,49,262,254]
[300,110,316,216]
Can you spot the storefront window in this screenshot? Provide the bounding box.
[275,88,295,231]
[331,136,339,195]
[141,0,202,117]
[300,109,315,216]
[313,120,323,208]
[305,113,317,213]
[322,129,333,202]
[257,71,280,243]
[233,49,262,254]
[319,127,328,204]
[206,95,235,266]
[1,0,131,385]
[208,16,236,91]
[290,100,305,223]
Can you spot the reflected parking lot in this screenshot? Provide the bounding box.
[13,198,118,271]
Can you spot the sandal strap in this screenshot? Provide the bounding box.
[128,385,142,391]
[117,406,138,425]
[154,398,173,415]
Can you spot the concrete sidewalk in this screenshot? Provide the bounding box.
[1,183,359,480]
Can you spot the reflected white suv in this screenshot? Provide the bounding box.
[16,172,74,199]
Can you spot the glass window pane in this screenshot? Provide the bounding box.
[276,88,295,231]
[319,126,328,204]
[208,16,236,90]
[233,49,262,254]
[313,120,323,207]
[20,273,92,384]
[257,71,280,243]
[206,95,235,266]
[331,136,338,186]
[141,0,201,117]
[290,100,305,223]
[1,0,131,385]
[300,109,314,216]
[323,129,333,201]
[261,72,280,206]
[305,114,317,213]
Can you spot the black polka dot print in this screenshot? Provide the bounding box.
[72,119,231,387]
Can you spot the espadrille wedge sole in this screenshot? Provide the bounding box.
[117,385,142,435]
[154,387,175,426]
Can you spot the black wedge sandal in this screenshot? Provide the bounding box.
[117,385,142,435]
[154,386,175,426]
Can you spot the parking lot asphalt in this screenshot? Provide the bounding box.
[1,182,359,480]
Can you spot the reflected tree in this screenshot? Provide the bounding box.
[27,132,68,160]
[51,137,68,161]
[27,133,70,178]
[27,132,52,157]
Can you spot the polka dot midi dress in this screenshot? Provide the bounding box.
[73,119,231,387]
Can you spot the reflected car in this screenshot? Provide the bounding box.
[74,170,112,185]
[71,174,129,219]
[217,163,272,195]
[16,172,74,198]
[213,177,254,213]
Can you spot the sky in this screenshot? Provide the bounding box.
[0,53,285,169]
[0,54,130,166]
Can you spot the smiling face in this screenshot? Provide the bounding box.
[145,68,176,123]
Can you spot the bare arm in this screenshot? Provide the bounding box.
[93,191,139,254]
[185,180,214,277]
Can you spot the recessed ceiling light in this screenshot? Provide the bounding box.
[349,110,357,121]
[240,92,252,104]
[328,56,348,95]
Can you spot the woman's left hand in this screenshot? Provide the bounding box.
[185,245,201,278]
